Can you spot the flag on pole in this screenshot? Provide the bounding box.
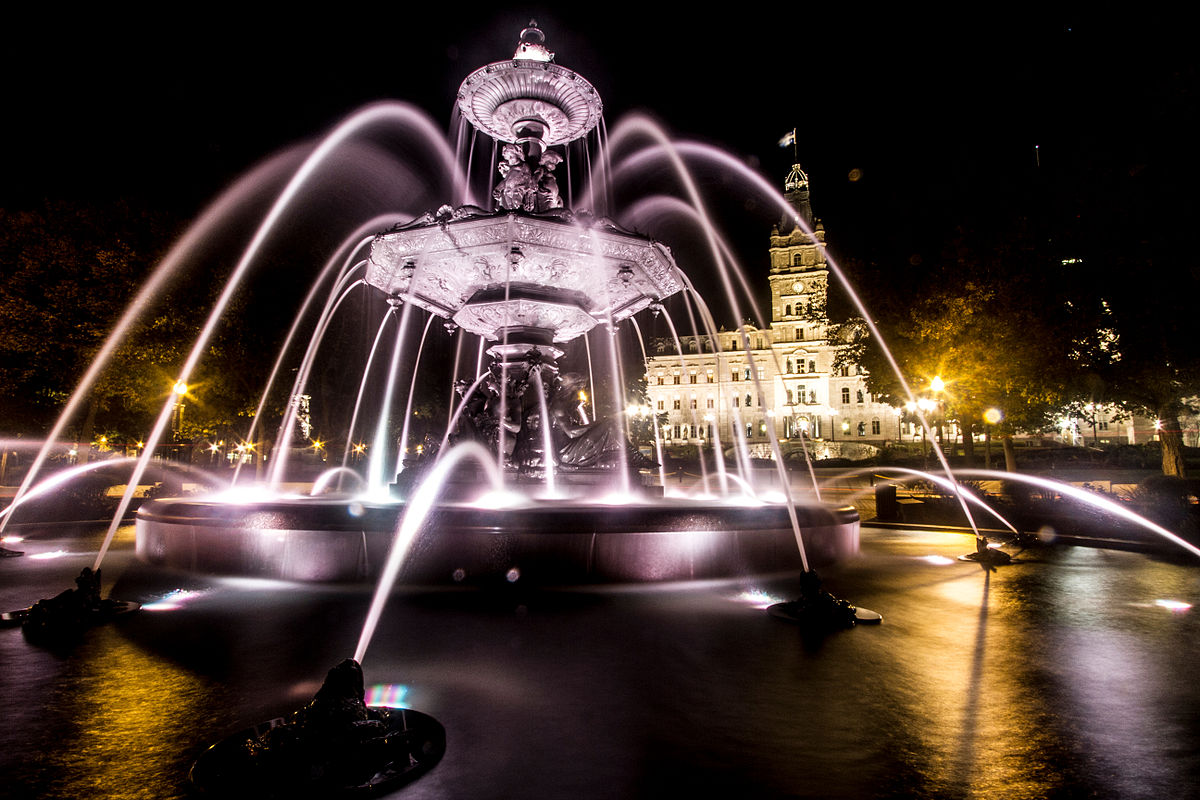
[778,128,797,147]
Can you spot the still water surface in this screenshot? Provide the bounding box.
[1,524,1197,799]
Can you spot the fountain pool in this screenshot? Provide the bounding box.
[129,22,861,587]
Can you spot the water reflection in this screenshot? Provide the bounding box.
[33,631,231,800]
[2,526,1198,799]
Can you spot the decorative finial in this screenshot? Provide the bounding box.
[514,20,553,62]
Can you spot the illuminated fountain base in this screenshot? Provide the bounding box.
[135,496,859,584]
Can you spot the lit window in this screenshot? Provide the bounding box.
[706,372,714,383]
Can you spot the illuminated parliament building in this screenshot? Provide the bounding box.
[644,165,896,459]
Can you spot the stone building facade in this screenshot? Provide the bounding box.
[644,165,896,459]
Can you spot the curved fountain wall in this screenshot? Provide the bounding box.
[135,496,858,584]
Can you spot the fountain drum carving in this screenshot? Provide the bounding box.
[134,22,861,585]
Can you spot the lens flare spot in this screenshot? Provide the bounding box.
[506,567,520,583]
[732,588,786,608]
[29,550,69,560]
[365,683,410,708]
[1155,599,1192,612]
[142,589,209,611]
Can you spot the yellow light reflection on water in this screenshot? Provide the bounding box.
[47,634,229,800]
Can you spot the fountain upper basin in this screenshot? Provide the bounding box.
[135,495,859,585]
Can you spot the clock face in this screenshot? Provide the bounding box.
[792,280,805,293]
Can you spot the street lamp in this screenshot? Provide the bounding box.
[930,376,945,453]
[172,380,188,442]
[983,407,1002,469]
[917,397,936,469]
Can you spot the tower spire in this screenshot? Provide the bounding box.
[780,164,813,233]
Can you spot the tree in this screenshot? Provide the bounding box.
[843,220,1081,470]
[0,199,272,457]
[0,200,170,441]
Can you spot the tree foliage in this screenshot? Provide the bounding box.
[0,199,271,449]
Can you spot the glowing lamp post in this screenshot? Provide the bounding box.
[929,376,945,452]
[983,407,1002,469]
[172,381,188,442]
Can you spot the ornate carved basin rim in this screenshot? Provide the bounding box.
[458,59,603,147]
[366,208,682,344]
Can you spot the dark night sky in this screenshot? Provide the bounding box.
[2,7,1164,291]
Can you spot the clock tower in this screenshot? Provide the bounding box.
[768,164,829,338]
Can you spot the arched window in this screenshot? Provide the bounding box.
[785,304,792,316]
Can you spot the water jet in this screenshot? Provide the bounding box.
[133,21,862,589]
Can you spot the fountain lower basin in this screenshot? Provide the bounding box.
[135,496,859,584]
